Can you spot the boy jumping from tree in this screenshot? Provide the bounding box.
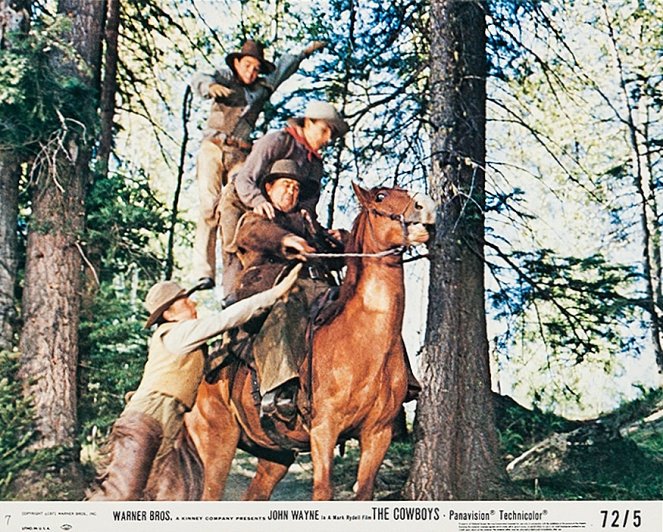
[191,38,325,293]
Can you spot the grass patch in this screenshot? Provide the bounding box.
[511,438,663,500]
[503,389,663,500]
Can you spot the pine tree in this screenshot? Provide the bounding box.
[405,0,504,499]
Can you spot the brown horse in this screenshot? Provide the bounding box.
[185,183,436,500]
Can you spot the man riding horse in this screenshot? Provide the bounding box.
[187,182,435,500]
[220,156,422,422]
[224,158,345,420]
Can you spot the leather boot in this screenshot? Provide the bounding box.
[87,411,163,501]
[260,379,298,422]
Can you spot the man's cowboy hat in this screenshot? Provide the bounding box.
[144,280,196,328]
[225,39,275,75]
[288,101,349,138]
[260,159,319,202]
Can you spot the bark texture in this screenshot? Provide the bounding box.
[0,0,30,350]
[0,151,19,351]
[98,0,119,174]
[404,0,503,500]
[17,0,103,450]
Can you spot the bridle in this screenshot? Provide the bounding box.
[303,192,425,261]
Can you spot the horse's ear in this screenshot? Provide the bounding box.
[352,182,372,208]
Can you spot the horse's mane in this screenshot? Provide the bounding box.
[315,209,368,326]
[337,209,368,305]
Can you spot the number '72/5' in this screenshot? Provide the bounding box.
[600,509,641,528]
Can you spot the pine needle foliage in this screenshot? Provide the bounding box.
[0,351,57,499]
[78,284,148,442]
[0,16,97,156]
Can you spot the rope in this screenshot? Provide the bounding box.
[401,252,431,264]
[302,247,405,260]
[303,246,433,262]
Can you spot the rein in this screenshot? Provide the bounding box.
[302,246,405,260]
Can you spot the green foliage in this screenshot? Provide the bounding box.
[607,387,663,423]
[501,390,663,500]
[490,250,640,364]
[494,395,580,458]
[85,168,172,282]
[322,0,428,151]
[0,351,36,497]
[629,431,663,459]
[78,284,149,441]
[486,0,663,413]
[513,438,663,500]
[78,168,175,441]
[488,0,547,82]
[0,352,73,500]
[0,16,98,155]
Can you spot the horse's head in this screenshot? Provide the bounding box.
[351,182,436,251]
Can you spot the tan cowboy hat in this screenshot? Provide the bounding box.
[288,100,350,138]
[144,280,195,328]
[260,159,319,202]
[225,39,275,75]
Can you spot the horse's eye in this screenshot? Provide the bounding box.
[376,192,386,202]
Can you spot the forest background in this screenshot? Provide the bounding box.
[1,0,662,501]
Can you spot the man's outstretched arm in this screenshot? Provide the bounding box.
[162,264,302,356]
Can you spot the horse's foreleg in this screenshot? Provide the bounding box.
[243,457,294,500]
[310,423,340,500]
[355,426,393,500]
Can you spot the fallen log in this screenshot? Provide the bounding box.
[505,396,663,481]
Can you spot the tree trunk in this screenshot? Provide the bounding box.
[165,86,192,279]
[17,0,103,456]
[80,0,120,318]
[98,0,119,174]
[404,0,503,499]
[0,152,20,352]
[602,7,663,374]
[0,0,31,351]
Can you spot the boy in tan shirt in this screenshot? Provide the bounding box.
[88,265,301,500]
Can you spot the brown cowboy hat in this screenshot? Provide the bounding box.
[260,159,319,202]
[225,39,275,75]
[287,100,350,138]
[144,280,196,328]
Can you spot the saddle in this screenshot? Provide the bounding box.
[203,283,341,451]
